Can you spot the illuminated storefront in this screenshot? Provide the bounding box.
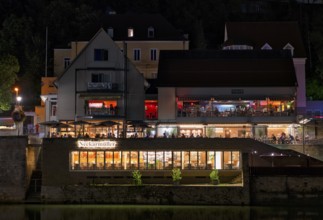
[68,140,240,171]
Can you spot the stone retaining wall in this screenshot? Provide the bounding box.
[250,175,323,206]
[0,136,28,202]
[41,184,249,205]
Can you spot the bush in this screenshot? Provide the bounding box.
[209,169,220,185]
[172,168,182,183]
[132,170,142,186]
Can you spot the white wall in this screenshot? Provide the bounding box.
[158,87,176,120]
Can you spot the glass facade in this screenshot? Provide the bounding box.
[177,99,295,118]
[70,150,240,171]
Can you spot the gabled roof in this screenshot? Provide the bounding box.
[157,50,297,87]
[224,22,306,58]
[78,14,186,41]
[57,28,107,81]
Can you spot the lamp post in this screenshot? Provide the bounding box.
[14,87,19,105]
[299,118,312,155]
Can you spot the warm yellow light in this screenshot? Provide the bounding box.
[14,87,19,92]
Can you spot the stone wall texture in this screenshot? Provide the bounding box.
[0,136,28,202]
[41,185,249,205]
[0,136,39,203]
[251,175,323,206]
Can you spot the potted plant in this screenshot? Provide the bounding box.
[172,168,182,185]
[132,170,142,186]
[209,169,220,185]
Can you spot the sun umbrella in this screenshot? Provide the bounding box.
[39,120,61,127]
[69,120,93,126]
[39,121,70,137]
[92,120,120,138]
[51,123,72,129]
[96,120,120,127]
[69,120,93,136]
[128,120,150,132]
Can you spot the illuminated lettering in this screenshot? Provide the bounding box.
[77,140,117,149]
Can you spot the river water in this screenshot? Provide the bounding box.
[0,204,322,220]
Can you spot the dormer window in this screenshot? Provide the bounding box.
[107,27,114,38]
[261,43,272,50]
[148,26,155,38]
[283,43,294,56]
[128,28,134,37]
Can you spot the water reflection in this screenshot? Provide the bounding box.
[0,205,323,220]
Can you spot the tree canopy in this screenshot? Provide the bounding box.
[0,0,323,104]
[0,55,19,112]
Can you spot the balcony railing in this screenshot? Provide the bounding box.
[177,108,295,118]
[86,107,121,117]
[87,82,119,91]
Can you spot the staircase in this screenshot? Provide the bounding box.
[25,149,42,204]
[229,173,243,184]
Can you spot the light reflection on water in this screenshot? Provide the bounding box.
[0,205,322,220]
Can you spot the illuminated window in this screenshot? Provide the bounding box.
[114,151,122,169]
[232,151,240,169]
[122,151,130,170]
[71,151,79,170]
[80,151,88,170]
[164,151,172,169]
[128,28,134,37]
[190,151,198,169]
[183,151,190,169]
[198,151,206,169]
[69,150,240,171]
[88,151,96,170]
[148,151,155,170]
[139,151,147,170]
[215,151,223,170]
[97,151,104,170]
[130,151,138,169]
[207,151,215,169]
[105,152,113,169]
[156,151,164,170]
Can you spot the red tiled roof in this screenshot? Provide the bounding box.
[224,21,306,58]
[157,50,297,87]
[78,14,186,41]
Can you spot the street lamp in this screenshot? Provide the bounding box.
[14,87,19,105]
[16,96,22,106]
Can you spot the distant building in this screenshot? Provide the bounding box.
[55,28,145,137]
[223,21,307,115]
[54,14,189,79]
